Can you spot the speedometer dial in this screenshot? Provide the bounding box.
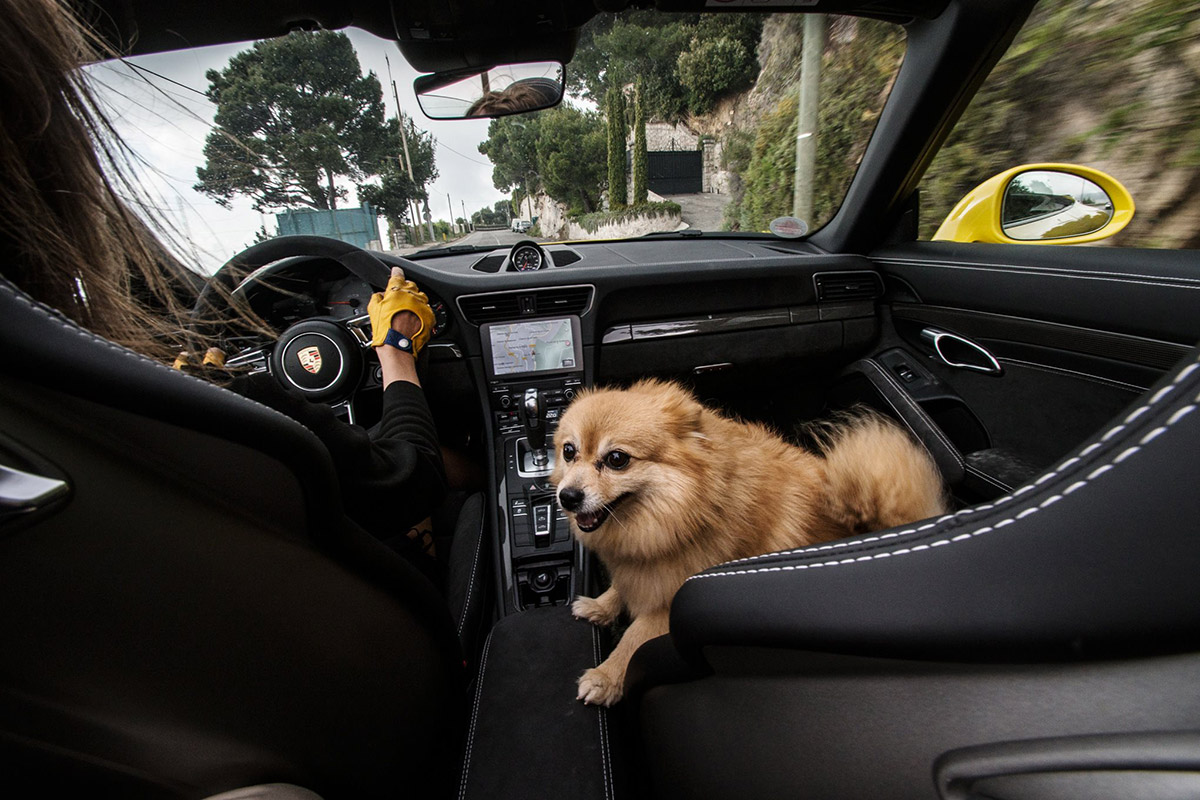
[511,245,543,272]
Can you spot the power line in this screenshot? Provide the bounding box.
[436,140,492,167]
[123,61,211,99]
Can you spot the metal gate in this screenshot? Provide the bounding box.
[636,151,703,195]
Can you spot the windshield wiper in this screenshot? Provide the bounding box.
[641,229,704,238]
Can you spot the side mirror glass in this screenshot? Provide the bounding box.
[1001,170,1114,241]
[414,62,564,120]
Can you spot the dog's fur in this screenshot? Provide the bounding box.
[550,379,947,706]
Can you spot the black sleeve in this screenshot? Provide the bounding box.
[230,374,447,538]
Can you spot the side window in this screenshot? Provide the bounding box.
[919,0,1200,249]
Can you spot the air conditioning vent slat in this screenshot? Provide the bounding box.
[814,272,882,302]
[457,286,594,325]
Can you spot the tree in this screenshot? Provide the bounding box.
[536,106,607,214]
[478,107,606,214]
[632,82,649,205]
[569,11,763,122]
[357,115,438,226]
[194,30,397,212]
[677,35,756,115]
[606,87,628,209]
[478,114,543,196]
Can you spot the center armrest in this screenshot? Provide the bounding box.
[458,606,631,800]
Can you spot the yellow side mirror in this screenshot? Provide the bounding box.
[933,163,1135,244]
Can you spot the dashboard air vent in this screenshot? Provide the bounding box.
[535,286,592,315]
[471,254,506,273]
[814,271,883,302]
[457,285,594,325]
[458,294,523,324]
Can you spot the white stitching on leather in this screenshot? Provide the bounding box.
[592,626,613,800]
[691,381,1200,582]
[873,257,1200,289]
[708,354,1200,570]
[457,500,485,638]
[457,632,493,800]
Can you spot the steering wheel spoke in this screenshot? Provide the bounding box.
[343,313,375,347]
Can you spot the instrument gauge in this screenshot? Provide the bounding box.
[511,245,543,272]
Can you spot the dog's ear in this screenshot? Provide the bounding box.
[652,381,704,436]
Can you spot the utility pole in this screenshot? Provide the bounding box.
[386,55,422,243]
[793,14,826,224]
[447,193,455,236]
[462,199,470,232]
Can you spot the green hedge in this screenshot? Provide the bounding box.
[571,201,682,234]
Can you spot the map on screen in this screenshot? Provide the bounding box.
[489,318,577,376]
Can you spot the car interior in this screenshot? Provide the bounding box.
[2,0,1199,798]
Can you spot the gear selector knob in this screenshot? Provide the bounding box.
[524,388,548,464]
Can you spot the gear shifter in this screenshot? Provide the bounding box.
[524,388,549,467]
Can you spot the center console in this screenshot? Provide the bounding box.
[481,316,587,612]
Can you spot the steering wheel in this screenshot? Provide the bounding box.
[195,235,410,420]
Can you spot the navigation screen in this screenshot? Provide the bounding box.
[487,317,579,376]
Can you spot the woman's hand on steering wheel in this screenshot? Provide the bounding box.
[369,266,435,389]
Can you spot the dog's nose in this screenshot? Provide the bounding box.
[558,486,584,511]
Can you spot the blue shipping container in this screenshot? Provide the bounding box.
[275,203,382,250]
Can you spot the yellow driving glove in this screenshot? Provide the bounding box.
[368,273,436,353]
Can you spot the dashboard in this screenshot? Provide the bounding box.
[227,236,883,434]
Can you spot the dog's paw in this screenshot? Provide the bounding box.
[571,595,619,626]
[577,667,622,707]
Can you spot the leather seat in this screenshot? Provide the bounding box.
[627,345,1200,799]
[0,276,465,798]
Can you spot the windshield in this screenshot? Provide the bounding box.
[87,12,905,272]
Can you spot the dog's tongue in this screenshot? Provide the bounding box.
[576,510,601,529]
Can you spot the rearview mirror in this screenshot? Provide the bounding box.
[934,164,1135,245]
[414,62,565,120]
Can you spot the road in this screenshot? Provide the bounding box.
[662,193,732,233]
[384,228,541,257]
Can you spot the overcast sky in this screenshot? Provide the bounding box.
[87,28,503,273]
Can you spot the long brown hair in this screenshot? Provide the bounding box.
[0,0,247,362]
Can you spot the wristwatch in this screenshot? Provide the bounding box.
[382,328,415,354]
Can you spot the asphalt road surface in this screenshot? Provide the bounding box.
[385,228,539,257]
[438,229,540,248]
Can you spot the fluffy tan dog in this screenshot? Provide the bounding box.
[550,379,947,706]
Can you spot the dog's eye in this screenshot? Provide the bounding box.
[562,442,577,462]
[604,450,631,470]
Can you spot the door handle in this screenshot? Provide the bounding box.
[921,328,1003,375]
[0,462,69,515]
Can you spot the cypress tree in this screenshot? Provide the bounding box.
[632,81,649,205]
[606,87,628,209]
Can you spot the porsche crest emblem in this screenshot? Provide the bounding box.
[297,346,323,374]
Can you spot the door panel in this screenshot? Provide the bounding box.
[870,240,1200,487]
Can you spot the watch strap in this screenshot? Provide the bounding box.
[383,327,415,354]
